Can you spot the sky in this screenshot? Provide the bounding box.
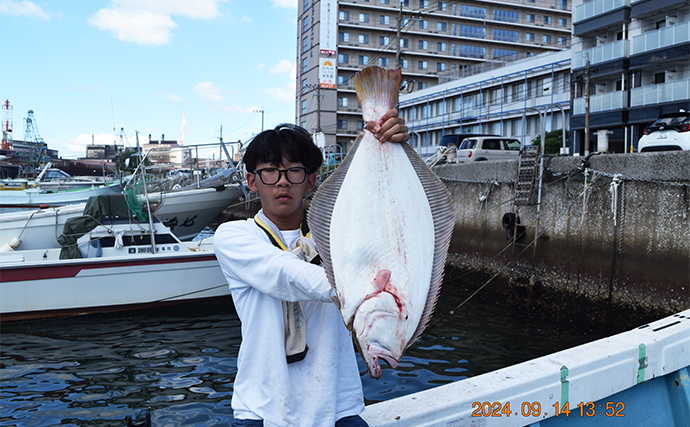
[0,0,299,159]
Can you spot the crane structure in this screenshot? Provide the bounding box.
[2,99,12,150]
[22,110,50,172]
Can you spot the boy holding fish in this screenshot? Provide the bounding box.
[213,111,408,427]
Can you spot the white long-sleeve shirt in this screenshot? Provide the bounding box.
[213,216,364,427]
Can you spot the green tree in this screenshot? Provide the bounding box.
[531,129,570,155]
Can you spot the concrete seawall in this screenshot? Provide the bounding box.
[434,150,690,329]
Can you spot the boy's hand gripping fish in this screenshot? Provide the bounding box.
[308,66,454,379]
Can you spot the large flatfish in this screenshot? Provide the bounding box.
[308,66,454,379]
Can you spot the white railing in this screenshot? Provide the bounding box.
[573,39,629,68]
[630,79,690,107]
[632,22,690,54]
[575,0,629,23]
[573,91,628,115]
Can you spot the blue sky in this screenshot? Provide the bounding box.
[0,0,298,159]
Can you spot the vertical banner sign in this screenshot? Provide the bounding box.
[319,0,337,56]
[319,58,336,88]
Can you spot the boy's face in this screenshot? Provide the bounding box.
[246,157,316,230]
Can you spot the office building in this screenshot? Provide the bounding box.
[297,0,572,150]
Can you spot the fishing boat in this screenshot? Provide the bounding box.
[0,193,228,321]
[362,308,690,426]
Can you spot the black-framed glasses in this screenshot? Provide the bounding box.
[253,167,309,185]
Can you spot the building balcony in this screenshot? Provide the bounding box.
[573,91,628,115]
[630,79,690,107]
[574,0,629,22]
[632,22,690,55]
[573,39,629,69]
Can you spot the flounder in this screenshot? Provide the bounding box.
[308,66,454,379]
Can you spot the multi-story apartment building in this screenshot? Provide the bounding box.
[570,0,689,154]
[399,50,571,156]
[297,0,572,150]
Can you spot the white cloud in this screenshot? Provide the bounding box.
[88,0,228,46]
[0,0,50,19]
[242,15,251,23]
[270,0,297,8]
[88,8,177,46]
[264,83,295,103]
[155,91,184,102]
[194,81,224,102]
[269,59,293,75]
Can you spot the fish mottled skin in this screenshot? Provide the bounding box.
[308,66,454,379]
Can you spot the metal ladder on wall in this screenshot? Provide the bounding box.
[511,146,543,263]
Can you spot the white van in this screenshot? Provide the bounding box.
[455,137,522,162]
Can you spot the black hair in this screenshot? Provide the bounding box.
[243,124,323,173]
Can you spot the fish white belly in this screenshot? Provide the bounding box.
[330,134,435,331]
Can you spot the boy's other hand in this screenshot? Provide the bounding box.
[364,109,409,143]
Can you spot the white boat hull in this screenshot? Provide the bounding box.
[0,182,123,207]
[0,239,229,321]
[0,184,245,249]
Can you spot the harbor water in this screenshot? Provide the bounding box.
[0,276,614,427]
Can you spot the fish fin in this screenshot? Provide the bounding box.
[308,133,365,309]
[354,66,402,122]
[400,142,455,350]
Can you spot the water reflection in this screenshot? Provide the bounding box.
[1,287,608,426]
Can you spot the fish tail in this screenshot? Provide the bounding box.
[354,66,402,122]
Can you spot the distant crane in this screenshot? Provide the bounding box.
[23,110,50,171]
[1,99,12,150]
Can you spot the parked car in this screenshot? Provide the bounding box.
[638,112,690,152]
[439,133,499,148]
[455,136,522,162]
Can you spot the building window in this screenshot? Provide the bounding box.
[380,0,390,4]
[437,42,447,51]
[400,38,408,48]
[380,36,390,46]
[437,62,446,72]
[302,37,308,53]
[544,16,552,25]
[459,6,486,19]
[420,0,429,8]
[359,13,369,23]
[543,35,552,44]
[526,33,534,42]
[379,57,389,66]
[526,14,535,23]
[302,57,308,72]
[559,0,568,10]
[418,60,428,70]
[338,75,349,85]
[401,59,409,68]
[458,25,486,39]
[304,0,309,10]
[301,100,307,115]
[359,55,369,65]
[438,2,447,11]
[337,120,348,130]
[303,17,309,32]
[419,40,428,49]
[401,0,409,6]
[302,79,308,94]
[338,97,348,107]
[357,120,365,130]
[359,34,369,44]
[526,51,534,57]
[559,18,567,27]
[493,29,518,42]
[339,32,349,42]
[380,15,390,25]
[558,37,567,46]
[493,10,519,23]
[493,49,518,60]
[457,44,486,58]
[437,22,447,31]
[338,53,349,64]
[418,81,427,90]
[339,11,349,20]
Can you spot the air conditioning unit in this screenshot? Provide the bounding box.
[666,15,677,26]
[666,70,676,81]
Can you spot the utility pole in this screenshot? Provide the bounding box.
[584,54,590,156]
[396,4,403,68]
[254,107,265,132]
[306,84,323,133]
